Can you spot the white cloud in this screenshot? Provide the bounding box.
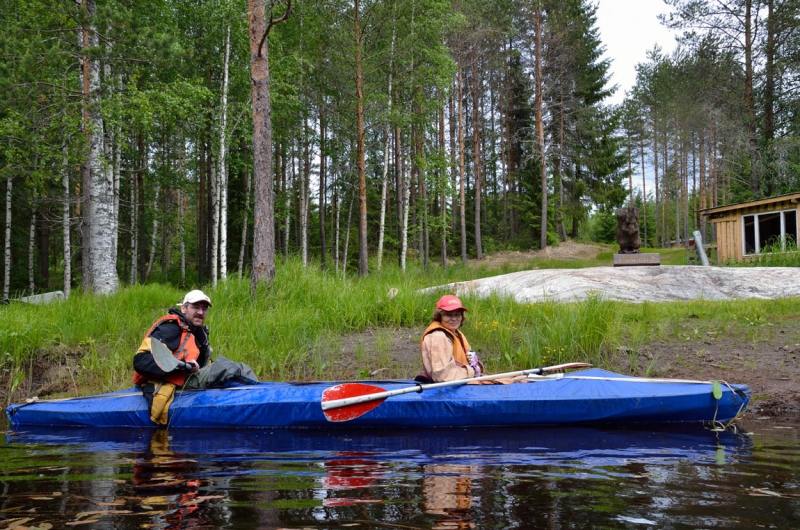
[595,0,680,105]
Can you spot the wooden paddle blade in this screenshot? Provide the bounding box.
[322,383,387,423]
[150,338,180,372]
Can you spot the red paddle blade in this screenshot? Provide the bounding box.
[322,383,388,423]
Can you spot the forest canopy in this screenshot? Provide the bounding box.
[1,0,798,299]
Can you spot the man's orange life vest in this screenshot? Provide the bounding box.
[133,314,202,387]
[419,321,472,378]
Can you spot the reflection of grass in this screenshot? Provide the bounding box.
[2,254,800,399]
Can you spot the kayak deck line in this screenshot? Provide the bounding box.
[10,374,731,406]
[562,375,728,385]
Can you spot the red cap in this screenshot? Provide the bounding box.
[436,295,467,312]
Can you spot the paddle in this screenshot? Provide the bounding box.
[321,362,591,423]
[150,338,190,372]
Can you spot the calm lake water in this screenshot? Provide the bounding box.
[1,420,798,529]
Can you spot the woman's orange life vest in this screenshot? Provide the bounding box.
[133,314,202,387]
[419,321,472,378]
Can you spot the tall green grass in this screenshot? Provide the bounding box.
[730,240,800,267]
[2,254,799,398]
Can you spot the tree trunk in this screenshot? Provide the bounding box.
[743,0,758,193]
[471,45,483,259]
[457,36,467,264]
[284,146,291,257]
[354,0,368,277]
[377,20,396,271]
[699,128,707,241]
[79,0,115,294]
[377,122,391,271]
[673,120,680,245]
[219,25,231,281]
[334,182,341,275]
[129,168,138,284]
[3,177,12,301]
[652,120,660,248]
[534,4,547,251]
[400,142,411,272]
[421,132,429,270]
[29,208,35,295]
[319,110,327,271]
[662,130,668,248]
[439,92,447,270]
[343,192,354,277]
[112,127,120,267]
[210,160,219,286]
[449,84,457,238]
[198,134,207,283]
[62,146,72,298]
[238,169,252,278]
[639,127,648,247]
[300,131,309,267]
[145,184,160,281]
[556,87,567,242]
[248,0,289,292]
[177,128,187,286]
[395,125,403,251]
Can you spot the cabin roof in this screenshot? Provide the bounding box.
[699,192,800,216]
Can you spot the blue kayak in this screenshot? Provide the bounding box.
[5,368,750,429]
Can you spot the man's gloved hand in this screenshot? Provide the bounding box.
[467,350,481,377]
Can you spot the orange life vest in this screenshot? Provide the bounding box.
[133,314,202,387]
[419,321,472,378]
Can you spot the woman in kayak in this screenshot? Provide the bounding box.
[419,295,485,382]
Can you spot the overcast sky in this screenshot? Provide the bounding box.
[595,0,679,106]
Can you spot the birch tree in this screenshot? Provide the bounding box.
[377,16,397,271]
[218,25,232,282]
[3,177,11,301]
[62,147,72,298]
[78,0,118,295]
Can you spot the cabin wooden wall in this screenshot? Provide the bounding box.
[706,198,800,263]
[713,215,740,263]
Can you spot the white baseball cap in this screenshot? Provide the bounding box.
[179,290,212,307]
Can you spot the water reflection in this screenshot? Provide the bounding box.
[424,464,478,529]
[2,422,798,529]
[132,429,228,528]
[322,454,386,507]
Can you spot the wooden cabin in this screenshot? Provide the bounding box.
[700,192,800,263]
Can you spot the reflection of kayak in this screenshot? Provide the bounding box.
[5,368,749,429]
[4,424,753,468]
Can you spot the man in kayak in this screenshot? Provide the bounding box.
[134,290,214,424]
[133,289,256,424]
[419,295,485,382]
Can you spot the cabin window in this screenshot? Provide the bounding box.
[742,209,798,255]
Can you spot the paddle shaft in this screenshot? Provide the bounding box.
[320,362,590,411]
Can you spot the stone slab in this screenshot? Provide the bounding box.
[17,291,65,304]
[613,253,661,267]
[427,266,800,304]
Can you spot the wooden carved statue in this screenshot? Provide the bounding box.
[616,207,641,254]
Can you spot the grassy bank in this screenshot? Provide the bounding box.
[2,252,798,403]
